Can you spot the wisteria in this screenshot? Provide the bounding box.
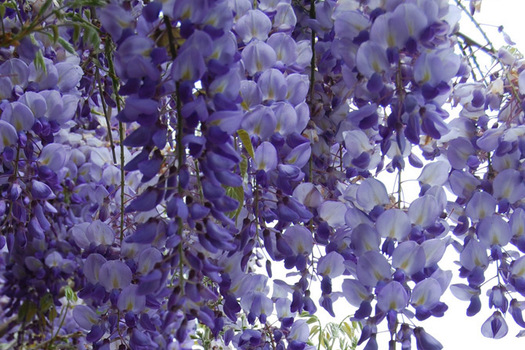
[1,0,525,349]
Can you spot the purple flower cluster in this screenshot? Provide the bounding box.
[3,0,525,349]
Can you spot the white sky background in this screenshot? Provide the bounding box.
[301,1,525,349]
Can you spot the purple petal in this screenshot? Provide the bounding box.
[392,241,426,276]
[0,120,18,152]
[481,311,508,339]
[254,141,278,171]
[377,281,408,311]
[118,285,146,312]
[235,10,272,43]
[242,40,277,76]
[73,305,99,331]
[357,250,391,287]
[376,209,411,240]
[1,102,35,131]
[99,260,133,291]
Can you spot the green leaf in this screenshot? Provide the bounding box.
[39,293,54,313]
[48,306,57,324]
[64,286,77,303]
[225,186,244,220]
[58,37,76,54]
[305,316,319,324]
[34,49,46,74]
[240,155,248,178]
[0,4,6,20]
[84,26,101,49]
[36,0,53,18]
[51,25,59,44]
[18,301,37,324]
[237,129,254,159]
[72,23,80,43]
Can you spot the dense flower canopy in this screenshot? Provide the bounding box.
[1,0,525,349]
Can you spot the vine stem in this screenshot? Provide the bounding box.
[163,15,185,290]
[104,36,125,243]
[95,69,117,163]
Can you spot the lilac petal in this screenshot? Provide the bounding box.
[172,47,206,83]
[356,178,389,212]
[73,305,99,330]
[18,91,47,118]
[84,253,107,285]
[209,69,241,101]
[319,201,347,228]
[447,137,475,169]
[341,279,372,307]
[450,283,480,301]
[86,220,115,246]
[138,247,162,275]
[286,74,309,106]
[29,58,58,90]
[0,58,29,87]
[268,33,297,66]
[481,311,508,339]
[0,76,12,99]
[460,239,488,271]
[510,299,525,327]
[0,120,18,153]
[55,62,83,92]
[376,209,411,240]
[257,68,287,101]
[448,170,480,199]
[118,285,146,312]
[465,191,497,222]
[99,260,132,292]
[377,281,408,311]
[477,214,511,247]
[392,241,426,276]
[351,223,381,256]
[208,110,244,134]
[235,10,272,43]
[254,141,278,172]
[421,238,447,267]
[511,208,525,238]
[511,256,525,278]
[44,251,63,268]
[292,183,323,208]
[493,169,525,204]
[241,106,276,140]
[2,102,35,131]
[98,4,132,40]
[356,41,389,78]
[242,40,277,76]
[273,3,297,31]
[283,225,313,255]
[31,180,55,200]
[408,195,440,228]
[411,278,442,308]
[417,161,450,186]
[317,252,345,278]
[38,143,67,172]
[414,327,443,350]
[273,102,298,136]
[357,250,391,287]
[240,80,262,110]
[285,142,311,168]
